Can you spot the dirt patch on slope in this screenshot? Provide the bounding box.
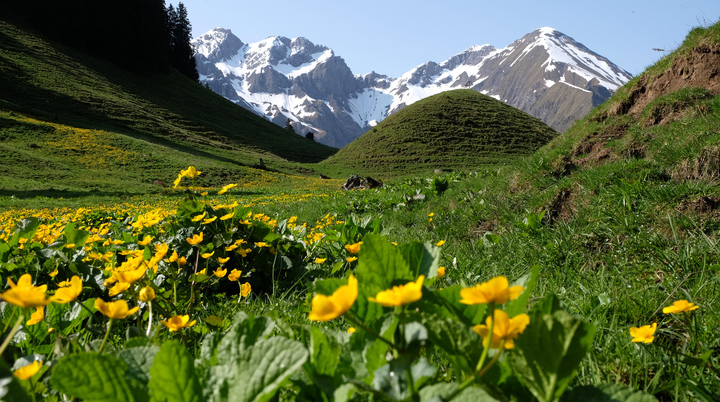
[609,43,720,117]
[571,124,628,167]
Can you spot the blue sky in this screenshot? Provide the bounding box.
[172,0,720,78]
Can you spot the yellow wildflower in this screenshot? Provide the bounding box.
[347,327,356,334]
[369,275,424,307]
[108,281,131,296]
[459,276,524,305]
[213,267,227,278]
[161,315,196,331]
[137,235,153,246]
[255,242,269,248]
[64,243,76,249]
[13,361,43,380]
[139,286,155,302]
[217,256,230,264]
[662,300,700,314]
[187,232,204,245]
[191,212,207,222]
[94,298,139,319]
[346,256,358,263]
[220,213,234,221]
[308,275,358,321]
[0,274,50,308]
[201,251,215,259]
[473,309,530,349]
[26,306,44,325]
[49,269,59,278]
[181,166,201,178]
[218,183,238,195]
[241,282,252,297]
[344,241,362,254]
[314,257,327,264]
[435,240,446,247]
[50,276,82,304]
[437,266,446,278]
[228,269,242,282]
[202,216,217,225]
[630,322,657,343]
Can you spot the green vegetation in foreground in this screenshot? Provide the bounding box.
[0,20,338,195]
[323,89,557,178]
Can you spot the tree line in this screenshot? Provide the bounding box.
[4,0,199,81]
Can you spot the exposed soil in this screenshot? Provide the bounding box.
[676,195,720,217]
[609,43,720,118]
[571,124,628,167]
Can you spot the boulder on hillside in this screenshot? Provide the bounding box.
[342,175,383,190]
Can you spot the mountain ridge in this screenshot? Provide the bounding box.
[193,27,632,148]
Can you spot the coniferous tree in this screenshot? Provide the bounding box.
[168,2,199,82]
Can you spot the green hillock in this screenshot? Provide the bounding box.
[322,89,557,177]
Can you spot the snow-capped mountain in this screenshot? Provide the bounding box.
[193,27,632,148]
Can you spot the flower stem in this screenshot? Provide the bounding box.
[475,302,495,373]
[98,319,114,353]
[0,313,25,356]
[145,303,153,337]
[345,311,396,349]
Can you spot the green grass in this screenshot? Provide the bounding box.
[322,89,557,177]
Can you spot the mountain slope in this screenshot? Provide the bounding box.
[0,20,338,193]
[322,89,557,177]
[193,27,630,148]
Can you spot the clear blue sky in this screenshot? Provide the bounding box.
[171,0,720,78]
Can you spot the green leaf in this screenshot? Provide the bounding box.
[309,326,343,377]
[398,241,439,279]
[227,336,308,402]
[119,346,160,385]
[51,352,144,402]
[419,285,487,325]
[372,357,436,400]
[216,312,275,365]
[8,217,41,247]
[506,264,540,317]
[560,383,658,402]
[511,305,597,402]
[149,341,201,402]
[419,311,484,377]
[356,234,413,293]
[62,222,91,247]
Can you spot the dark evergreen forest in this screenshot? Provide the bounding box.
[4,0,198,80]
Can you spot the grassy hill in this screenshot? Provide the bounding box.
[322,89,557,177]
[0,20,338,195]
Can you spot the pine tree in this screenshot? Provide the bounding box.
[168,2,199,82]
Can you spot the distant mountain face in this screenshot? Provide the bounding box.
[193,27,632,148]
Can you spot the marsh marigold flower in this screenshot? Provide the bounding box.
[213,267,227,278]
[308,275,358,321]
[137,235,153,246]
[161,315,197,332]
[50,275,82,304]
[345,242,362,254]
[187,232,204,245]
[0,274,50,308]
[630,322,657,343]
[94,298,139,319]
[218,183,237,195]
[314,257,327,264]
[13,360,42,380]
[460,276,524,305]
[662,300,700,314]
[139,286,155,302]
[437,267,446,279]
[217,256,230,264]
[191,212,206,222]
[26,306,44,326]
[241,282,252,297]
[228,269,242,282]
[435,240,446,247]
[346,256,358,263]
[473,309,530,349]
[369,275,424,307]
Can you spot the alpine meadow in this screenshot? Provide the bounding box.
[0,3,719,402]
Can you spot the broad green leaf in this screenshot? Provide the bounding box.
[560,383,658,402]
[398,241,439,279]
[199,332,222,364]
[51,352,143,402]
[62,223,91,248]
[216,312,275,365]
[506,264,541,317]
[356,234,413,293]
[511,306,597,402]
[149,341,202,402]
[309,326,343,377]
[119,346,159,385]
[0,359,32,402]
[227,336,308,402]
[419,285,487,325]
[372,357,436,400]
[419,311,483,377]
